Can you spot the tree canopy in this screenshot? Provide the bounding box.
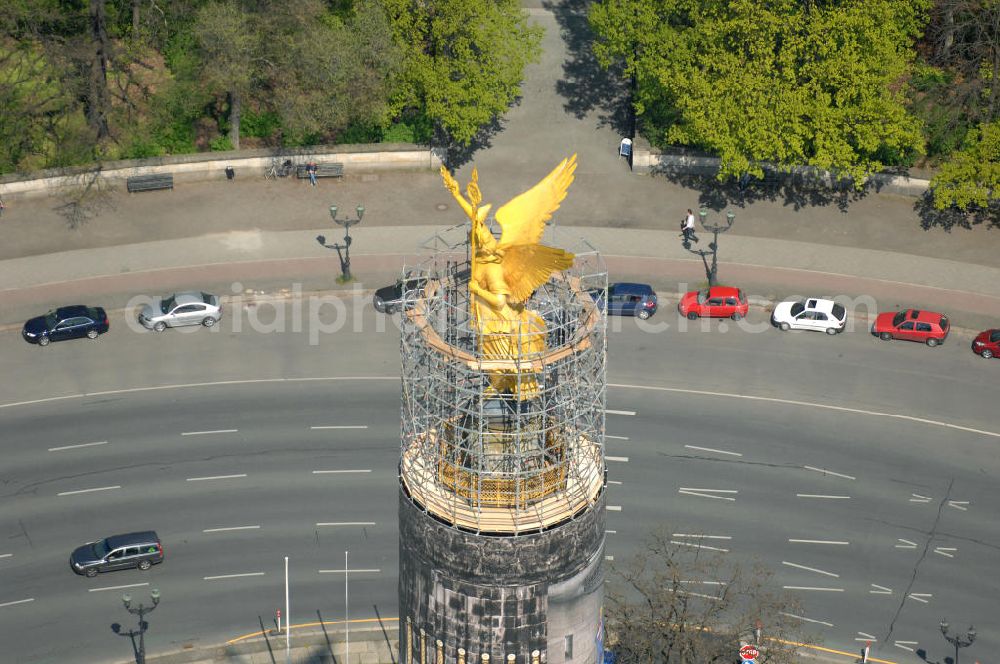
[590,0,930,182]
[929,120,1000,211]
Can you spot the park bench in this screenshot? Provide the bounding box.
[126,173,174,193]
[296,163,344,180]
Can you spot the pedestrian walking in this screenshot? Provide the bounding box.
[307,161,318,187]
[0,196,5,218]
[682,208,699,243]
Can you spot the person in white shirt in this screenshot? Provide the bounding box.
[682,209,699,243]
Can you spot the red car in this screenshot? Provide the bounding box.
[871,309,949,347]
[678,286,749,320]
[972,329,1000,359]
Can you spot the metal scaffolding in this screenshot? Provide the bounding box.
[399,226,607,535]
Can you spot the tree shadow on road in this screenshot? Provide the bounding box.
[438,115,506,171]
[544,0,633,137]
[913,192,1000,232]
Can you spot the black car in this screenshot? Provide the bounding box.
[373,277,426,314]
[70,531,164,577]
[22,305,109,346]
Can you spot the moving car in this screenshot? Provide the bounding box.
[603,282,658,319]
[771,298,847,335]
[70,531,164,578]
[871,309,949,346]
[972,329,1000,359]
[22,305,109,346]
[678,286,748,320]
[372,277,424,315]
[139,292,222,331]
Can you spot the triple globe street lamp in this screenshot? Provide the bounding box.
[111,588,160,664]
[329,204,364,282]
[681,207,736,286]
[940,619,976,664]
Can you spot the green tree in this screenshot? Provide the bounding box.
[930,120,1000,211]
[383,0,542,146]
[590,0,929,182]
[607,530,809,663]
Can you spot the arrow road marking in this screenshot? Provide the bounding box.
[909,493,932,503]
[895,539,918,549]
[947,500,969,511]
[907,593,932,604]
[869,584,893,595]
[856,632,877,641]
[894,641,918,652]
[933,547,957,558]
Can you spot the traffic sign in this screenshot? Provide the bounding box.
[740,644,759,660]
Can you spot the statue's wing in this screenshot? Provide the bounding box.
[495,154,577,248]
[501,244,575,304]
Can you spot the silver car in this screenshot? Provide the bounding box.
[139,292,222,331]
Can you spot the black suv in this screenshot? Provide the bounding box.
[70,531,164,577]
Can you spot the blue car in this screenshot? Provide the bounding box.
[594,283,658,319]
[22,305,109,346]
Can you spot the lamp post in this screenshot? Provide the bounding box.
[111,588,160,664]
[681,208,735,286]
[940,620,976,664]
[329,204,364,282]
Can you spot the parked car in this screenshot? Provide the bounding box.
[599,282,658,319]
[678,286,748,320]
[22,305,109,346]
[373,277,425,315]
[972,329,1000,359]
[871,309,950,346]
[138,292,222,331]
[70,531,163,578]
[771,298,847,335]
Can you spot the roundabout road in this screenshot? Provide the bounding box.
[0,299,996,663]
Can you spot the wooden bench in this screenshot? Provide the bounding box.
[126,173,174,193]
[296,163,344,180]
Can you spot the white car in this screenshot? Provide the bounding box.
[771,298,846,335]
[139,292,222,331]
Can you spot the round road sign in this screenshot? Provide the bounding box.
[740,644,759,660]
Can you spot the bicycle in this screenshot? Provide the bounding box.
[264,158,294,180]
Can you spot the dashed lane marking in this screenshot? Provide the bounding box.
[181,429,238,436]
[782,561,840,578]
[783,586,845,592]
[606,456,629,462]
[796,494,850,500]
[315,522,376,527]
[788,539,849,545]
[803,465,856,481]
[672,534,732,540]
[0,598,34,609]
[203,525,261,533]
[779,611,833,628]
[907,593,932,603]
[186,474,247,482]
[607,505,622,512]
[670,540,729,553]
[684,444,743,457]
[604,409,636,416]
[605,530,617,534]
[48,440,108,452]
[88,582,149,593]
[606,435,629,441]
[607,480,622,485]
[204,572,265,580]
[312,469,372,475]
[678,488,737,501]
[894,641,918,652]
[57,485,121,496]
[317,568,380,574]
[857,633,877,641]
[310,425,368,430]
[605,555,614,561]
[0,554,11,559]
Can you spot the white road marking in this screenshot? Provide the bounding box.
[672,534,732,540]
[856,632,877,641]
[0,598,34,608]
[186,474,247,482]
[948,500,969,511]
[607,505,622,512]
[604,409,635,416]
[895,539,918,549]
[781,561,840,578]
[909,493,931,502]
[310,425,368,430]
[605,435,629,441]
[315,522,376,527]
[0,554,11,559]
[908,593,932,603]
[779,611,833,628]
[204,572,265,580]
[317,568,380,574]
[670,540,729,553]
[605,556,614,561]
[88,582,149,593]
[803,465,856,481]
[181,429,238,436]
[607,480,622,485]
[607,383,1000,440]
[605,530,617,535]
[684,445,743,457]
[870,584,893,595]
[48,440,108,452]
[679,580,726,586]
[678,590,720,601]
[678,489,736,501]
[788,539,849,545]
[783,586,844,592]
[57,485,121,496]
[933,547,956,558]
[203,525,261,533]
[894,641,918,652]
[312,469,372,475]
[796,494,850,500]
[606,456,629,462]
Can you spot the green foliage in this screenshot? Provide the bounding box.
[240,108,281,139]
[382,0,542,146]
[591,0,929,182]
[930,121,1000,210]
[209,134,234,151]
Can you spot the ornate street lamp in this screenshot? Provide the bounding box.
[111,588,160,664]
[329,203,364,282]
[940,619,976,664]
[681,207,735,286]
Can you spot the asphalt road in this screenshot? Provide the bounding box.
[0,299,996,664]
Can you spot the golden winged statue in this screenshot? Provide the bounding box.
[441,155,577,397]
